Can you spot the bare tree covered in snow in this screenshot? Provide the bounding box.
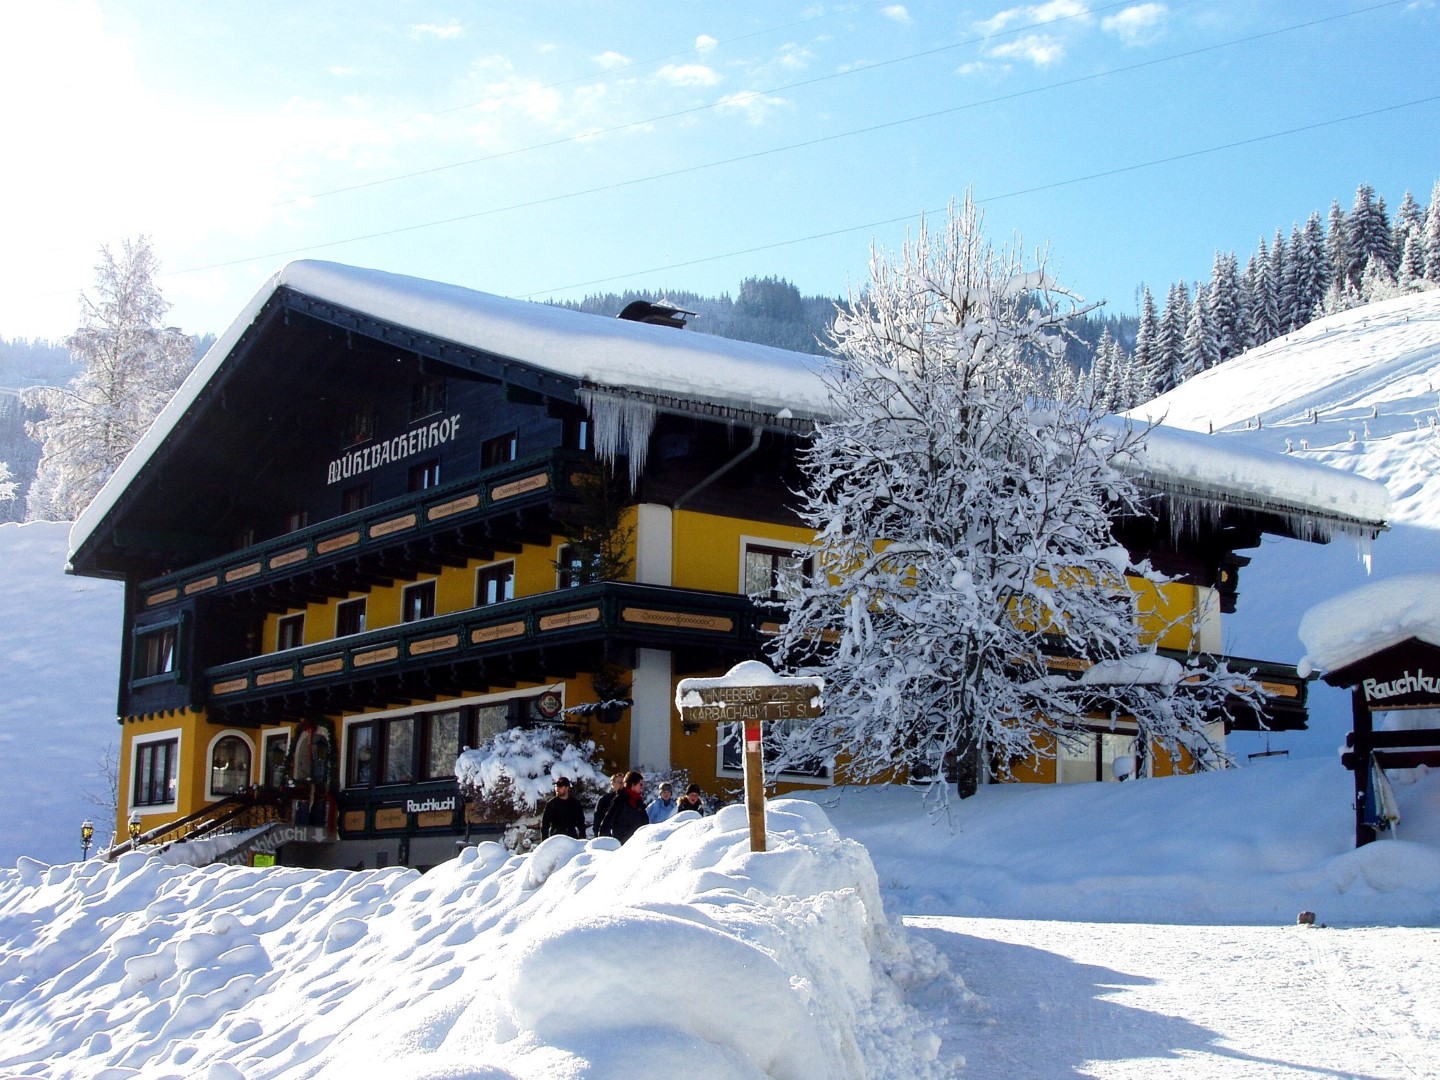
[767,197,1258,797]
[24,237,196,521]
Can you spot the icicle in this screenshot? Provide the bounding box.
[578,390,656,491]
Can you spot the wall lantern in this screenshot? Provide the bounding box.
[127,810,143,846]
[80,820,94,859]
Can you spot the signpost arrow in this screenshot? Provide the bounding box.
[676,660,824,852]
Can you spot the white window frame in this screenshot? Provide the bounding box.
[205,730,256,801]
[129,727,183,815]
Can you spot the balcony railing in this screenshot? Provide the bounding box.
[137,448,591,613]
[201,581,764,720]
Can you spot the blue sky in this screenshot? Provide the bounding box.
[1,0,1436,341]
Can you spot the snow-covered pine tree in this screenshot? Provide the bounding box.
[1183,281,1218,377]
[1423,180,1440,283]
[24,237,196,521]
[1347,184,1395,287]
[766,197,1255,797]
[1268,229,1290,335]
[1247,240,1280,346]
[1296,211,1331,323]
[1326,200,1351,292]
[1208,251,1247,363]
[1091,327,1117,410]
[1398,231,1425,288]
[1392,190,1423,271]
[1132,286,1160,399]
[1154,282,1189,395]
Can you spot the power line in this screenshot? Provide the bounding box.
[278,0,1142,205]
[169,1,1416,278]
[519,95,1440,300]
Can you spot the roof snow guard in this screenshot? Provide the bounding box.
[69,261,1391,566]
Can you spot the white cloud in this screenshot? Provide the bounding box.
[714,91,789,125]
[1101,3,1167,45]
[410,21,463,40]
[988,33,1066,66]
[695,34,718,53]
[654,63,721,87]
[979,0,1090,36]
[882,5,913,26]
[593,50,630,70]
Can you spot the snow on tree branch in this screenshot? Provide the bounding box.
[766,195,1262,797]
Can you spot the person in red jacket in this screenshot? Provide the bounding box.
[599,771,648,843]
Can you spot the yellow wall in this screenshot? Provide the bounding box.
[671,510,812,593]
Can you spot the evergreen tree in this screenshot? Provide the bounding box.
[1246,240,1280,346]
[1208,252,1246,363]
[1090,327,1117,410]
[1424,180,1440,283]
[1183,282,1218,376]
[1269,228,1291,335]
[1393,189,1423,271]
[1296,211,1331,323]
[767,197,1253,795]
[23,237,196,521]
[1326,200,1351,292]
[1132,286,1160,397]
[1348,184,1395,285]
[1399,231,1425,287]
[1155,281,1189,394]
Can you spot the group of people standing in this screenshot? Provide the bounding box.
[540,771,706,843]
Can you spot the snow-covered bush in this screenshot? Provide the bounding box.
[455,726,608,850]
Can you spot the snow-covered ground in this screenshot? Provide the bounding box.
[2,293,1439,1076]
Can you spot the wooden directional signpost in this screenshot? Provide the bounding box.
[676,660,824,852]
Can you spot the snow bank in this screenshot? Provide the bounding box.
[0,800,950,1078]
[811,756,1440,928]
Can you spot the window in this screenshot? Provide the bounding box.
[342,405,376,447]
[1057,727,1140,784]
[423,709,463,780]
[408,459,441,491]
[264,732,289,788]
[336,597,367,637]
[341,483,370,514]
[744,543,812,603]
[277,613,304,651]
[476,562,515,606]
[402,580,436,623]
[133,738,179,807]
[481,431,518,468]
[133,625,179,681]
[233,527,255,551]
[410,377,447,422]
[284,509,309,533]
[563,416,590,452]
[718,721,830,781]
[209,735,252,797]
[381,716,415,784]
[346,722,375,787]
[557,544,593,589]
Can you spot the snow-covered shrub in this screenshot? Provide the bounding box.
[455,726,608,850]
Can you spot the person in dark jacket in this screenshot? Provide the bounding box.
[599,771,648,843]
[592,771,625,837]
[540,776,586,840]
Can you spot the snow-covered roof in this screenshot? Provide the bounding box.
[1298,573,1440,675]
[69,261,1391,563]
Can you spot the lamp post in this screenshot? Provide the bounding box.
[80,820,94,860]
[127,810,142,848]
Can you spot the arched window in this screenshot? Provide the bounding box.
[210,735,252,797]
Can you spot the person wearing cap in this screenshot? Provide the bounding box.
[646,781,678,824]
[676,783,705,816]
[540,776,586,839]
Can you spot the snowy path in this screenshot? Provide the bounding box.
[906,917,1440,1079]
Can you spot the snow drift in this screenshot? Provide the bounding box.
[0,800,950,1079]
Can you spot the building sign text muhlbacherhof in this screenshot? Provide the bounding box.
[327,413,462,485]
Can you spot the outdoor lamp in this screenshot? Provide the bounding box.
[127,811,142,845]
[80,820,94,859]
